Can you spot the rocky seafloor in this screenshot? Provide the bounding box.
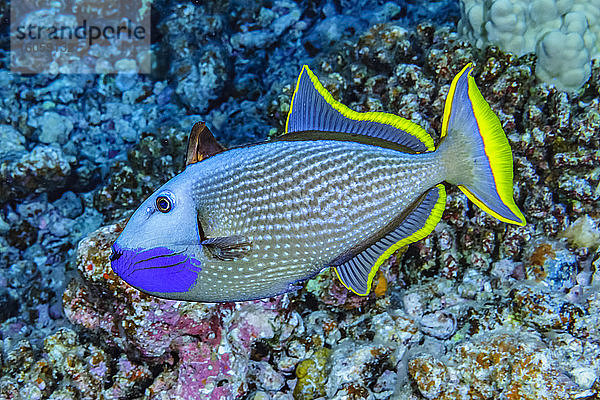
[1,0,600,399]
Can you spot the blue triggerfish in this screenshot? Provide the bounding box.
[110,64,526,302]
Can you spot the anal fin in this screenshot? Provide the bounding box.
[333,184,446,296]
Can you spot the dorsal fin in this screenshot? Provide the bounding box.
[186,121,226,166]
[284,65,434,153]
[333,184,446,296]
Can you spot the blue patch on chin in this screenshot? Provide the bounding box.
[110,243,202,293]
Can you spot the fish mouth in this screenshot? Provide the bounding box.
[109,242,203,293]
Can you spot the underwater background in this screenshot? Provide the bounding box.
[1,0,600,399]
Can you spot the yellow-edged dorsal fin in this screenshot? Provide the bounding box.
[285,65,434,153]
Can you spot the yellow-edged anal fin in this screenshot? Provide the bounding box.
[333,184,446,296]
[286,65,434,153]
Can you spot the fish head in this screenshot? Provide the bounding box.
[110,174,204,298]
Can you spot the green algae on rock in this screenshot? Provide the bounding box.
[293,346,332,400]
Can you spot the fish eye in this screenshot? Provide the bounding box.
[155,196,172,213]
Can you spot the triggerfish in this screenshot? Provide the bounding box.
[110,64,526,302]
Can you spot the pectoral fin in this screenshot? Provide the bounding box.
[201,235,253,261]
[186,121,226,166]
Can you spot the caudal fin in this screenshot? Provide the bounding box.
[438,64,526,226]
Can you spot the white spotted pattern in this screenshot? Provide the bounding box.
[185,139,444,301]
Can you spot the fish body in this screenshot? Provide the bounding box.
[111,64,526,302]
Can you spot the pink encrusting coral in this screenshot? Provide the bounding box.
[163,339,234,399]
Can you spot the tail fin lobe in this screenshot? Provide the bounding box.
[440,64,526,226]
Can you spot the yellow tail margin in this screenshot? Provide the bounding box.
[441,64,526,226]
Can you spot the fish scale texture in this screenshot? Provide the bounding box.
[187,139,444,301]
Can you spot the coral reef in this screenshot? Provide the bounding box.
[408,331,581,400]
[1,0,599,399]
[59,220,302,398]
[0,328,153,399]
[0,145,73,203]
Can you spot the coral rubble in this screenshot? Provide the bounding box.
[1,0,599,399]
